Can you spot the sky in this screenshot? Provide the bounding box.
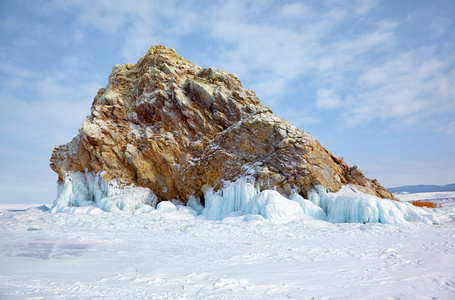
[0,0,454,204]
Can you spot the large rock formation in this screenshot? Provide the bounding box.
[50,45,394,203]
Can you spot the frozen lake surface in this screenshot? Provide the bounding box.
[1,193,455,299]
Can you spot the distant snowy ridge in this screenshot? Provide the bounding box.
[50,171,438,225]
[388,183,455,194]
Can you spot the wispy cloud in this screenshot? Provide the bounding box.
[29,0,454,135]
[0,51,101,149]
[345,48,455,129]
[0,79,98,148]
[316,89,343,109]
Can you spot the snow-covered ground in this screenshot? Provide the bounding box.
[1,193,455,299]
[395,191,455,208]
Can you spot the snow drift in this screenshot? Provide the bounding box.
[50,172,438,225]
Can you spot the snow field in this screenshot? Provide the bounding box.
[1,203,454,299]
[2,175,453,298]
[395,191,455,208]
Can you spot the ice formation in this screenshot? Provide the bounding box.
[200,179,257,220]
[326,194,437,225]
[50,171,158,213]
[289,191,327,220]
[199,180,314,222]
[309,185,438,225]
[243,190,304,221]
[50,173,438,225]
[186,196,204,215]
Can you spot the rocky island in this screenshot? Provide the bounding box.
[50,45,394,209]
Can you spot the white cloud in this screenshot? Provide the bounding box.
[44,0,203,62]
[46,0,152,34]
[429,16,452,39]
[354,0,380,16]
[0,55,101,148]
[276,108,321,130]
[62,56,82,69]
[316,89,343,109]
[344,48,455,128]
[249,77,288,106]
[278,2,310,19]
[2,0,453,137]
[334,22,396,53]
[35,1,395,95]
[0,87,94,147]
[438,120,455,136]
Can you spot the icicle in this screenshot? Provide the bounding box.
[289,191,326,220]
[50,171,158,213]
[201,178,257,220]
[308,185,438,225]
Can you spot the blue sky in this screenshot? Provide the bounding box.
[1,0,454,204]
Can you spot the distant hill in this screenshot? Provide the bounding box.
[388,183,455,194]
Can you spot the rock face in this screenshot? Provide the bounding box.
[50,45,394,203]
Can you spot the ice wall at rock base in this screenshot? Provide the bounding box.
[50,172,438,225]
[51,171,157,213]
